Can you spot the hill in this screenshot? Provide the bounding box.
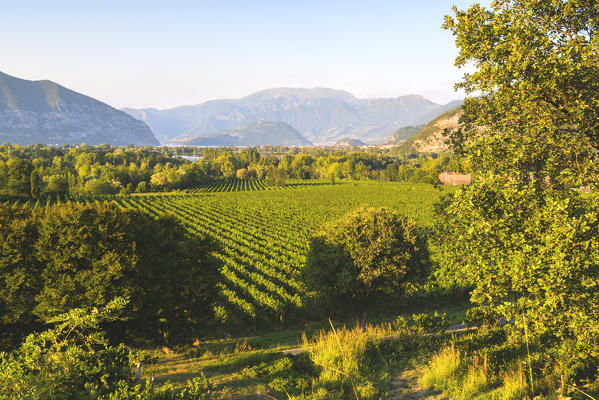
[334,137,366,146]
[0,71,159,146]
[386,125,424,145]
[172,120,312,146]
[398,106,462,153]
[123,88,461,145]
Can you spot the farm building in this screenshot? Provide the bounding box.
[439,172,471,185]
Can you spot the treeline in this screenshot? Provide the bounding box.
[0,143,467,198]
[0,202,218,346]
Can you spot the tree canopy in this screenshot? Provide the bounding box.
[0,202,219,345]
[443,0,599,188]
[303,206,430,330]
[437,0,599,382]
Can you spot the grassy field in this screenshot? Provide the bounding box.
[139,302,470,398]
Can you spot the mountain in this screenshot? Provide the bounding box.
[398,106,462,153]
[334,138,366,147]
[386,125,424,145]
[0,71,159,146]
[123,88,461,145]
[171,121,312,146]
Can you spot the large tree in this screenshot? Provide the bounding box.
[443,0,599,187]
[0,202,219,344]
[438,0,599,382]
[302,206,429,330]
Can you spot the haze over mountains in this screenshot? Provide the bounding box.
[0,71,159,146]
[123,88,461,145]
[173,121,312,147]
[0,70,462,148]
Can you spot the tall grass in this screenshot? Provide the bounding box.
[420,345,529,400]
[291,322,395,400]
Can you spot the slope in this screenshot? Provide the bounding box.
[0,71,159,146]
[398,107,462,153]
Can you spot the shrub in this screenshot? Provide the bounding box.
[393,312,448,334]
[293,324,396,400]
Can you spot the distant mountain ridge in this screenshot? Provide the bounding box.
[123,88,462,145]
[335,138,366,147]
[172,121,312,147]
[386,125,424,145]
[0,71,159,146]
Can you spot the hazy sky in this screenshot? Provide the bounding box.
[2,0,490,109]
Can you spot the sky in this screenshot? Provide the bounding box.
[1,0,491,110]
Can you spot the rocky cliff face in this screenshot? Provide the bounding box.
[0,71,159,146]
[398,107,462,153]
[124,88,462,145]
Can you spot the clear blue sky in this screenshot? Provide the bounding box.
[2,0,490,109]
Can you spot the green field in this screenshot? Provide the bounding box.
[114,181,445,325]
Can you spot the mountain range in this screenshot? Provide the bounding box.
[0,71,159,146]
[0,70,463,148]
[123,88,461,145]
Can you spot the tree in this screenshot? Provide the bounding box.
[0,298,211,399]
[84,178,115,195]
[0,205,41,327]
[443,0,599,188]
[438,0,599,381]
[302,207,429,330]
[30,171,40,199]
[0,298,132,399]
[44,175,68,196]
[264,167,288,186]
[6,158,33,197]
[0,202,219,344]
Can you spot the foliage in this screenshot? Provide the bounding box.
[444,1,599,188]
[436,177,599,383]
[302,206,430,329]
[0,202,219,344]
[0,298,132,400]
[436,0,599,392]
[0,144,469,199]
[0,298,211,400]
[394,311,448,334]
[264,166,288,186]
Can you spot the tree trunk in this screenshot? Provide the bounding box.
[356,309,368,332]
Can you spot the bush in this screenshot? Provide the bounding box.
[0,299,212,400]
[0,202,219,344]
[0,299,132,399]
[463,307,499,327]
[393,312,448,333]
[411,312,448,332]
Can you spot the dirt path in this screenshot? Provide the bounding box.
[388,369,448,400]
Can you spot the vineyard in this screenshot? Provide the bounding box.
[187,178,328,193]
[112,182,444,325]
[4,182,445,325]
